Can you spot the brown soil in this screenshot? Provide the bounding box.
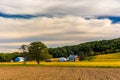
[0,66,120,80]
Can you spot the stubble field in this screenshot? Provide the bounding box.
[0,66,120,80]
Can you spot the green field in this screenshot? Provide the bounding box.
[39,53,120,68]
[0,61,120,68]
[0,53,120,68]
[90,53,120,61]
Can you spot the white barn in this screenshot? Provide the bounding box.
[14,57,25,62]
[59,57,67,62]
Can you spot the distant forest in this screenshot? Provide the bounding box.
[48,38,120,60]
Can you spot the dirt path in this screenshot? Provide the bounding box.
[0,66,120,80]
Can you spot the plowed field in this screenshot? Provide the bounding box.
[0,66,120,80]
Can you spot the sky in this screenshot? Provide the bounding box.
[0,0,120,52]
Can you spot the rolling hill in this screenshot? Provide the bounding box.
[89,53,120,61]
[49,37,120,60]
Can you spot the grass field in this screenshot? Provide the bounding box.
[90,53,120,61]
[93,53,120,59]
[0,53,120,68]
[40,61,120,68]
[0,60,120,68]
[0,66,120,80]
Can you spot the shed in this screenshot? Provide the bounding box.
[45,59,54,62]
[59,57,67,62]
[14,57,25,62]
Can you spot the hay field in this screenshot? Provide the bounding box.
[1,61,120,68]
[0,66,120,80]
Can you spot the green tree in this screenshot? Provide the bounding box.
[77,51,85,60]
[19,44,28,64]
[28,41,52,64]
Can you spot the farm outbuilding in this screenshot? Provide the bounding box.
[14,57,25,62]
[45,59,54,62]
[69,55,79,62]
[59,57,67,62]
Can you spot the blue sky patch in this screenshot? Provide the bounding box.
[0,12,37,19]
[98,16,120,24]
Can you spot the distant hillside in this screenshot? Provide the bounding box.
[89,53,120,61]
[48,38,120,60]
[93,53,120,59]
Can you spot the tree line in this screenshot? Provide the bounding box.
[0,52,21,62]
[48,38,120,60]
[0,38,120,62]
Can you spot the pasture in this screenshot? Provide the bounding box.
[0,66,120,80]
[91,53,120,61]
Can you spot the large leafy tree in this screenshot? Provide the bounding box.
[28,41,52,64]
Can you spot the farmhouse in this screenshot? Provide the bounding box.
[69,54,79,62]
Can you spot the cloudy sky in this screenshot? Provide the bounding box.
[0,0,120,52]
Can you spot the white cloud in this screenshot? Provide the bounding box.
[1,0,120,53]
[0,0,120,17]
[0,16,120,52]
[0,48,18,53]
